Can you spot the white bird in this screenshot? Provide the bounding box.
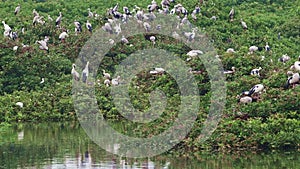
[59,31,68,42]
[21,27,25,34]
[32,15,40,25]
[32,9,39,17]
[229,8,234,21]
[111,76,121,86]
[74,21,82,33]
[55,12,62,27]
[285,72,299,89]
[183,29,196,42]
[249,45,258,54]
[36,39,48,52]
[113,23,121,35]
[86,20,92,33]
[123,6,131,15]
[241,19,247,30]
[211,16,217,20]
[278,54,290,63]
[2,21,11,32]
[223,67,236,74]
[48,15,53,22]
[13,46,18,51]
[248,84,264,96]
[191,6,200,20]
[250,67,262,76]
[121,35,129,44]
[108,39,115,45]
[104,79,111,87]
[150,36,156,46]
[293,60,300,71]
[16,102,24,108]
[187,50,203,57]
[14,4,21,15]
[71,64,80,81]
[265,42,270,51]
[186,50,203,61]
[88,8,93,18]
[143,22,151,32]
[150,68,165,75]
[40,78,45,84]
[82,61,89,83]
[103,70,111,79]
[226,48,235,53]
[102,23,113,34]
[188,68,203,74]
[238,96,253,104]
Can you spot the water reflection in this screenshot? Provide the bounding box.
[0,122,299,169]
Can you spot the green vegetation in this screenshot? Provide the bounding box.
[0,0,299,152]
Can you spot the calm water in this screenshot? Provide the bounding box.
[0,122,299,169]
